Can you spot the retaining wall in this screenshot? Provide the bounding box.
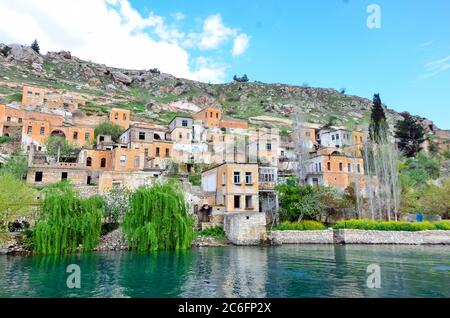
[269,229,450,245]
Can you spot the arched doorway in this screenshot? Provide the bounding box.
[51,130,66,139]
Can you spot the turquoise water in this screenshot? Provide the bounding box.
[0,245,449,298]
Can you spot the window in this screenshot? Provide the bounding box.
[35,171,43,182]
[123,113,127,120]
[305,131,310,137]
[44,98,48,103]
[205,112,207,119]
[6,117,10,122]
[18,118,22,123]
[312,178,319,186]
[318,162,322,172]
[134,156,140,167]
[139,132,145,140]
[357,164,361,173]
[222,172,226,185]
[348,163,352,172]
[266,143,272,151]
[156,147,160,157]
[245,195,253,209]
[165,148,170,157]
[281,150,285,157]
[85,132,90,141]
[40,127,45,135]
[210,112,213,118]
[27,91,32,97]
[182,120,188,127]
[327,162,331,171]
[73,132,78,140]
[336,134,340,140]
[27,126,32,134]
[216,113,219,119]
[99,136,105,142]
[35,92,40,97]
[179,133,183,140]
[234,195,241,209]
[315,163,319,172]
[86,157,92,167]
[233,171,241,184]
[332,135,335,141]
[61,172,68,180]
[339,163,343,171]
[87,176,91,185]
[120,155,126,167]
[245,172,253,185]
[100,158,106,168]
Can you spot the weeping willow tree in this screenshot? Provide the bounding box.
[34,183,103,255]
[123,183,195,252]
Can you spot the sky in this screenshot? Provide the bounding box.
[0,0,449,128]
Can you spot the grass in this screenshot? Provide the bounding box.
[198,227,226,239]
[5,93,22,102]
[333,219,450,231]
[273,220,327,231]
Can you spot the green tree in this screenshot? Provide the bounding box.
[369,93,387,142]
[44,136,78,162]
[0,174,36,232]
[395,112,425,157]
[0,151,28,180]
[276,178,325,222]
[31,40,40,54]
[94,122,125,142]
[418,178,450,217]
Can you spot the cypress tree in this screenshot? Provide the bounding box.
[369,93,387,142]
[395,112,425,157]
[31,40,40,54]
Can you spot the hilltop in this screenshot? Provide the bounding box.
[0,43,446,134]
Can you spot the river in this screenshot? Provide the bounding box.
[0,245,449,298]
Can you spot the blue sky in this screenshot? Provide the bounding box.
[0,0,449,128]
[130,0,450,128]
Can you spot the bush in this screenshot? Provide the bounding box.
[94,122,125,142]
[273,221,327,231]
[188,174,201,186]
[333,219,450,231]
[0,136,12,144]
[198,226,226,239]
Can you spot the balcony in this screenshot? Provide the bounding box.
[259,181,276,191]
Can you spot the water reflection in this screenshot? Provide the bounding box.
[0,245,449,298]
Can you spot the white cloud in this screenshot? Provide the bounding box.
[173,12,186,21]
[232,33,250,56]
[422,55,450,79]
[0,0,235,83]
[186,14,250,55]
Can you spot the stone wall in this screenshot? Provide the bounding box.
[270,230,334,245]
[334,229,450,245]
[224,212,267,245]
[270,229,450,245]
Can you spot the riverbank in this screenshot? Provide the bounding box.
[269,229,450,245]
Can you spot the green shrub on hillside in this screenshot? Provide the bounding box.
[273,221,327,231]
[333,219,450,231]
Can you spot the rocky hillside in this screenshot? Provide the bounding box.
[0,43,446,133]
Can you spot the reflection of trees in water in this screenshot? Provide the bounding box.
[0,256,32,297]
[181,247,268,298]
[118,251,193,297]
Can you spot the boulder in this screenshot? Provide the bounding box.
[106,84,117,93]
[32,62,44,72]
[7,44,43,64]
[111,71,132,85]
